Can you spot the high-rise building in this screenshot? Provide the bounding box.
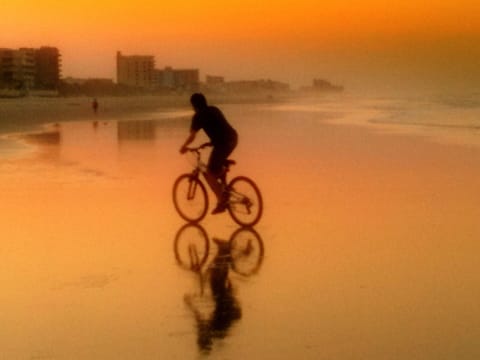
[34,47,61,90]
[116,51,155,88]
[0,48,36,89]
[0,46,60,90]
[0,48,16,88]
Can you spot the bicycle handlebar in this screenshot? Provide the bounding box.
[184,142,212,153]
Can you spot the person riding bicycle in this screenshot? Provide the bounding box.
[180,93,238,214]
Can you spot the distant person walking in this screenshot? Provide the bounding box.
[180,93,238,214]
[92,98,99,114]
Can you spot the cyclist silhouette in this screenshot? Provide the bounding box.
[180,93,238,214]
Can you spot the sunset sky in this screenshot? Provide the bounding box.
[2,0,479,92]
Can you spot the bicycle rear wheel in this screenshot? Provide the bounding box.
[227,176,263,226]
[229,227,264,276]
[173,174,209,222]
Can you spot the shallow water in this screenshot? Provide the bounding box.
[1,100,480,359]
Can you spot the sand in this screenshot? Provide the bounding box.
[0,98,479,359]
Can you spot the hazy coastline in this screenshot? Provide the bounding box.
[0,92,295,136]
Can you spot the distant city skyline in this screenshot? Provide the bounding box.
[3,1,480,94]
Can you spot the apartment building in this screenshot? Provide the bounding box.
[35,47,61,89]
[0,46,60,90]
[0,48,35,89]
[154,66,199,91]
[173,68,199,91]
[116,51,199,91]
[116,51,155,88]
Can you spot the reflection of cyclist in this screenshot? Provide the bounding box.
[184,238,242,353]
[180,93,238,214]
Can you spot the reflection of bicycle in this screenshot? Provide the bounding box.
[172,144,263,226]
[174,223,263,353]
[173,223,264,277]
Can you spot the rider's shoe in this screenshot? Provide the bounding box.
[211,201,227,214]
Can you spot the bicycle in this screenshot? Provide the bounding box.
[172,143,263,226]
[173,223,265,278]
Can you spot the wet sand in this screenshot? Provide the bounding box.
[0,100,479,359]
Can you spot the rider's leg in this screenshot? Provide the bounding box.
[206,147,229,213]
[203,170,224,203]
[204,170,228,214]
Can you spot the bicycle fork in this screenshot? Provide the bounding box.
[187,174,198,201]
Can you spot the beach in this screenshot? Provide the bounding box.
[1,94,479,359]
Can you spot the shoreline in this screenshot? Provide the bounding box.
[0,93,295,159]
[0,93,293,136]
[0,95,189,136]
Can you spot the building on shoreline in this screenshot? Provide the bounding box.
[116,51,155,89]
[34,47,61,90]
[0,48,35,90]
[154,67,199,91]
[203,77,290,94]
[117,51,199,91]
[300,78,344,93]
[60,77,116,96]
[0,47,60,92]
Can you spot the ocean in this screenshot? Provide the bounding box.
[271,91,480,148]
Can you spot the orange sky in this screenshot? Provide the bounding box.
[2,0,480,91]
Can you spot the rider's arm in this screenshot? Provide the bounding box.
[180,129,197,154]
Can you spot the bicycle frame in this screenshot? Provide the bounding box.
[186,147,250,211]
[186,145,229,185]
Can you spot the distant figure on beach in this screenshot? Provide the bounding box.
[180,93,238,214]
[92,98,99,114]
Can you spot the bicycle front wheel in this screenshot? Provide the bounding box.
[173,174,209,222]
[227,176,263,226]
[174,223,210,270]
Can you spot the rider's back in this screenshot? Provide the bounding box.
[191,106,237,147]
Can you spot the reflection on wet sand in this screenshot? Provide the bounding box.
[23,130,61,145]
[174,223,265,354]
[117,120,156,141]
[18,130,62,161]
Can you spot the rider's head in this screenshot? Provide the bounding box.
[190,93,208,111]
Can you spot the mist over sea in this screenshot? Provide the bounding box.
[272,90,480,149]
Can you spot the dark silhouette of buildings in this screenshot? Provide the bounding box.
[116,51,199,92]
[300,78,344,93]
[0,46,60,92]
[34,47,61,90]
